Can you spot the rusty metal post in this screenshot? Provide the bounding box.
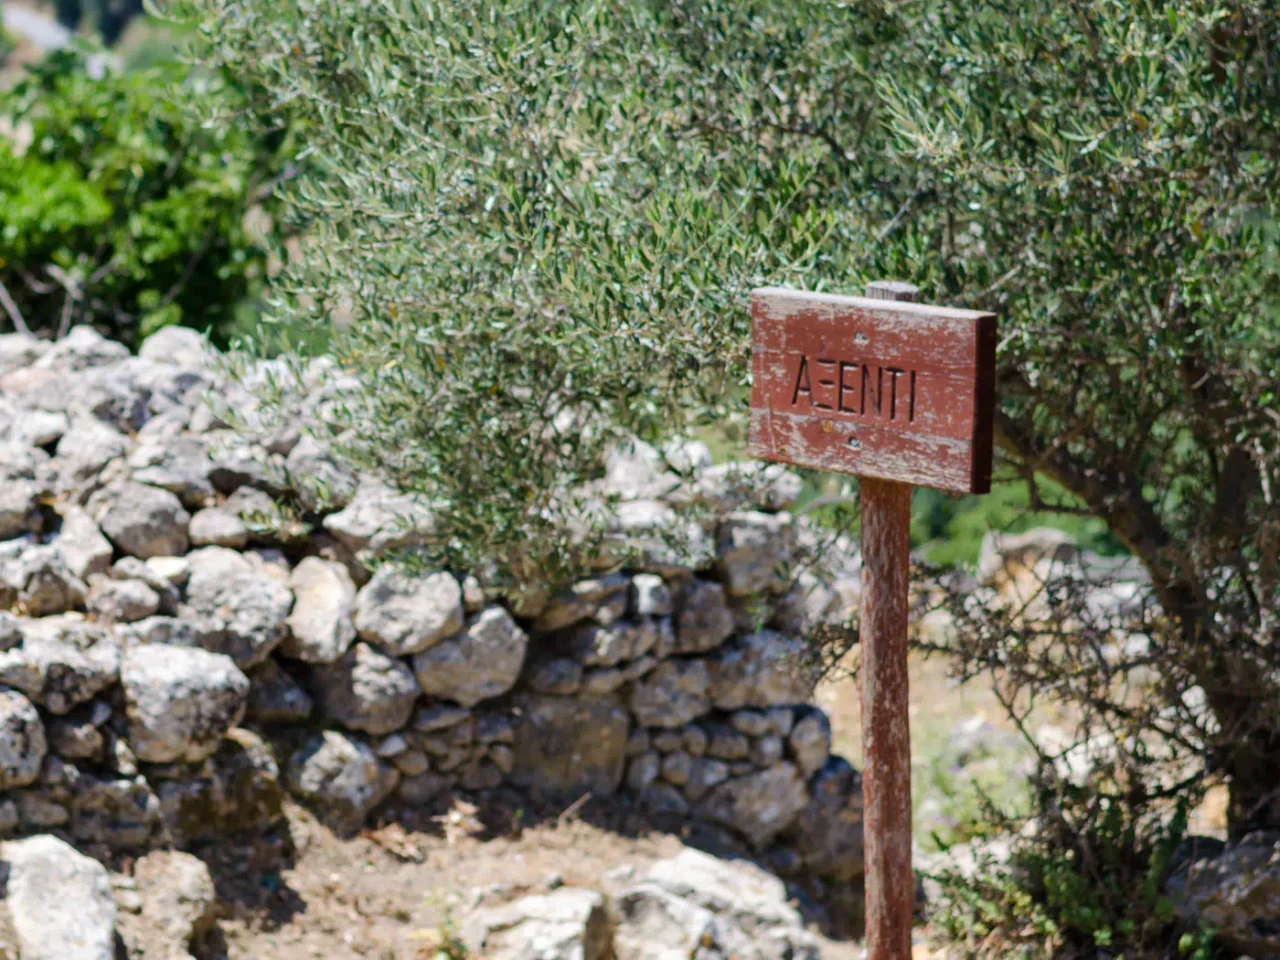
[860,280,918,960]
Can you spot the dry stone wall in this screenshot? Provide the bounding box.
[0,325,866,885]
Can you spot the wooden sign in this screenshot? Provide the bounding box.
[748,287,997,493]
[748,282,997,960]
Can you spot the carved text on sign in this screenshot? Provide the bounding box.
[748,288,996,494]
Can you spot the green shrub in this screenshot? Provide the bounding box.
[0,47,292,347]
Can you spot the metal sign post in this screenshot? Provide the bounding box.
[748,281,996,960]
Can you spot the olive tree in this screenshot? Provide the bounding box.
[177,0,1279,853]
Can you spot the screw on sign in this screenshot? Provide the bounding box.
[749,281,996,960]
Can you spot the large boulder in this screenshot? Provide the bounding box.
[509,694,630,797]
[180,546,294,667]
[282,556,357,662]
[0,688,45,789]
[0,834,117,960]
[674,579,736,654]
[286,730,397,832]
[1168,832,1280,958]
[613,847,819,960]
[461,888,611,960]
[322,479,434,554]
[696,763,810,848]
[412,607,527,707]
[311,641,419,735]
[156,727,284,843]
[628,659,711,728]
[0,616,120,714]
[88,481,191,559]
[707,631,817,710]
[121,644,250,763]
[353,567,463,656]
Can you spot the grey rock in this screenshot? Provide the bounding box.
[790,756,864,881]
[0,332,49,373]
[626,728,650,756]
[398,771,454,805]
[284,434,359,510]
[581,666,627,697]
[0,688,45,789]
[462,888,612,960]
[731,710,771,738]
[413,703,472,733]
[628,659,711,728]
[127,437,216,508]
[636,784,690,819]
[0,616,120,713]
[122,644,249,763]
[354,567,463,656]
[48,714,104,762]
[119,615,198,647]
[180,546,294,667]
[683,757,731,804]
[660,751,692,786]
[691,461,804,513]
[487,743,514,775]
[89,481,190,558]
[977,526,1079,586]
[0,478,40,540]
[460,759,503,791]
[530,657,584,695]
[706,725,751,761]
[312,641,419,735]
[322,479,434,554]
[36,325,129,371]
[138,325,215,369]
[1,834,117,960]
[476,712,516,745]
[393,749,430,777]
[766,707,795,738]
[628,752,661,791]
[280,556,357,663]
[3,544,87,616]
[707,631,817,710]
[534,573,631,632]
[752,735,785,769]
[682,725,708,757]
[155,728,284,843]
[246,658,313,724]
[509,694,631,797]
[127,850,217,959]
[674,579,735,654]
[562,618,669,668]
[86,576,160,622]
[716,510,794,597]
[630,573,672,617]
[613,847,819,960]
[188,506,249,548]
[55,418,133,494]
[788,708,832,779]
[1168,832,1280,958]
[413,606,527,707]
[697,762,810,848]
[53,506,114,580]
[67,773,161,848]
[652,729,684,753]
[287,730,396,832]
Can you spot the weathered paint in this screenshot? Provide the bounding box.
[748,287,996,493]
[860,476,914,960]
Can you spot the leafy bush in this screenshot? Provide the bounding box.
[0,48,292,347]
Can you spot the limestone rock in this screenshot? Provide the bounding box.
[788,708,832,779]
[715,511,794,597]
[188,506,249,548]
[509,694,630,797]
[413,606,527,707]
[36,324,129,371]
[89,481,191,558]
[322,479,434,554]
[789,756,864,881]
[284,434,359,510]
[0,688,45,789]
[122,850,217,960]
[122,644,249,763]
[53,506,114,581]
[353,568,463,656]
[462,888,611,960]
[697,762,810,848]
[156,728,284,843]
[1168,832,1280,958]
[246,658,313,724]
[282,556,356,663]
[614,847,819,960]
[67,773,161,848]
[180,546,294,667]
[534,573,630,632]
[1,834,116,960]
[674,579,736,654]
[312,641,418,735]
[86,576,161,623]
[54,418,132,493]
[628,659,711,728]
[287,730,396,832]
[690,461,804,513]
[707,631,817,710]
[127,437,216,509]
[0,616,120,713]
[529,657,584,695]
[139,325,215,369]
[3,544,87,616]
[0,478,40,541]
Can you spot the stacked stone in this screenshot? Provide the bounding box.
[0,326,865,886]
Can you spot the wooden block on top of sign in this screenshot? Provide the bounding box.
[748,287,997,494]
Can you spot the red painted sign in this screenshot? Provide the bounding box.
[748,287,997,494]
